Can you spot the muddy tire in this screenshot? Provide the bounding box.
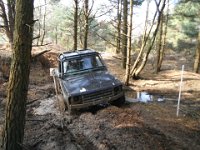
[110,95,125,107]
[64,100,75,115]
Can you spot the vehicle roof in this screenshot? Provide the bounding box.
[59,49,99,60]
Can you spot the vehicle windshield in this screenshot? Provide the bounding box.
[63,55,105,75]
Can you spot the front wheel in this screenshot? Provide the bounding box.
[110,95,125,107]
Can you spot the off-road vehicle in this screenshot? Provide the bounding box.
[51,49,125,113]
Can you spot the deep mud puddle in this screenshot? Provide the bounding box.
[126,91,165,103]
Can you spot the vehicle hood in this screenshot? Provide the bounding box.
[61,71,121,96]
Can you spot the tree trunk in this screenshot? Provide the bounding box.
[122,0,128,69]
[156,13,163,73]
[131,0,166,78]
[116,0,122,54]
[73,0,79,50]
[36,4,42,46]
[7,0,15,44]
[124,0,133,85]
[0,0,15,44]
[1,0,34,149]
[40,0,47,45]
[130,0,151,76]
[83,0,89,49]
[157,0,169,72]
[194,31,200,73]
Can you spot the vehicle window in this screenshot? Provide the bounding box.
[95,56,103,67]
[81,55,104,69]
[63,60,80,73]
[63,62,67,73]
[63,55,104,75]
[82,57,93,69]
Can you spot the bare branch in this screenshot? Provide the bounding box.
[32,50,51,60]
[33,35,40,40]
[32,42,52,47]
[94,31,116,48]
[88,0,94,15]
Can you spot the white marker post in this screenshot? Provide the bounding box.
[177,65,184,117]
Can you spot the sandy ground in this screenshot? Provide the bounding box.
[0,47,200,150]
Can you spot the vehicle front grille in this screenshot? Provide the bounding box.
[82,88,114,102]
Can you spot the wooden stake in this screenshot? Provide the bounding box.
[177,65,184,117]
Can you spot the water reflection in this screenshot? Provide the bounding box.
[126,92,165,103]
[137,92,153,103]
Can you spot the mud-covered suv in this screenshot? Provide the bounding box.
[51,49,125,113]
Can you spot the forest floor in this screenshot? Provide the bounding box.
[0,45,200,150]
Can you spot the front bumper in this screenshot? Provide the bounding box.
[69,92,124,109]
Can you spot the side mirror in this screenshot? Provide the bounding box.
[50,68,58,77]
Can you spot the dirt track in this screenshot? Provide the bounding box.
[0,48,200,149]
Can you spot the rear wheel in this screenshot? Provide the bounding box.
[110,95,125,106]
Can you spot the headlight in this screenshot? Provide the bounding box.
[71,95,82,104]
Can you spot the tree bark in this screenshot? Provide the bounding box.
[116,0,122,54]
[124,0,133,85]
[73,0,79,50]
[83,0,89,49]
[1,0,34,149]
[194,31,200,73]
[122,0,128,69]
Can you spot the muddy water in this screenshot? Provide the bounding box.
[32,91,166,117]
[33,96,59,116]
[126,92,165,103]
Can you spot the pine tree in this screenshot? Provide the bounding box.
[1,0,34,149]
